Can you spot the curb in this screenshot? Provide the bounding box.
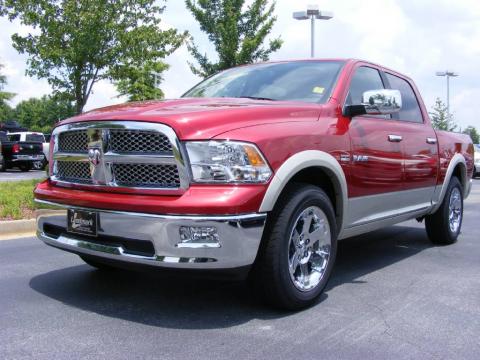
[0,210,62,240]
[0,219,36,240]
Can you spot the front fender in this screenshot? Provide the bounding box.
[259,150,348,236]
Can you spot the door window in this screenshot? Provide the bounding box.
[346,66,385,105]
[385,73,423,123]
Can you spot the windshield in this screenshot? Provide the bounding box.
[183,61,344,104]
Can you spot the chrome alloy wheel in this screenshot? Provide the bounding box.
[288,206,331,292]
[448,187,462,233]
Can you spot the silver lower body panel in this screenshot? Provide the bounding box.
[36,200,266,270]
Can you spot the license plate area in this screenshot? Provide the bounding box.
[67,209,98,237]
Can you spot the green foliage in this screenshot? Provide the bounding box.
[0,62,15,117]
[0,179,44,220]
[185,0,282,77]
[114,61,169,102]
[463,126,479,144]
[429,97,457,132]
[0,0,187,113]
[13,95,76,133]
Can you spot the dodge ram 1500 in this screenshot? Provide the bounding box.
[34,59,474,309]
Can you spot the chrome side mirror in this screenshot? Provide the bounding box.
[362,89,402,115]
[343,89,402,117]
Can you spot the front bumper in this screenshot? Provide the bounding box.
[475,163,480,174]
[36,200,266,270]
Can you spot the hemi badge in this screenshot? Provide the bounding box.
[340,154,350,163]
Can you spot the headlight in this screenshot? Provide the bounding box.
[185,141,272,183]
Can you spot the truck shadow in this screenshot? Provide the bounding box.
[29,224,433,329]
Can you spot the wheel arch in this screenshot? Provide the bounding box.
[259,150,348,235]
[431,153,469,213]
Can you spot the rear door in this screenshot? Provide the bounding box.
[384,72,438,207]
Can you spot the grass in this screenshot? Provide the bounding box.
[0,179,45,220]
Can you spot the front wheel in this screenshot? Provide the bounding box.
[252,184,337,310]
[425,177,463,245]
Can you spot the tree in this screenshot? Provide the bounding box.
[0,62,15,121]
[114,61,168,102]
[0,1,187,114]
[429,97,457,131]
[13,95,76,133]
[463,126,479,144]
[185,0,282,78]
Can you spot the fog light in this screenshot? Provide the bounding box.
[178,226,220,248]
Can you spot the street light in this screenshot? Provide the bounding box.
[293,5,333,58]
[436,70,459,119]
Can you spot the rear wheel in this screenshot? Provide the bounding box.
[252,184,337,310]
[0,157,6,172]
[425,177,463,245]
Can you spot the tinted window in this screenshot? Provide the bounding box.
[385,73,423,123]
[7,134,20,141]
[26,134,45,142]
[183,61,344,104]
[346,66,385,105]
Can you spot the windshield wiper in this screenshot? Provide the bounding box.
[236,96,276,101]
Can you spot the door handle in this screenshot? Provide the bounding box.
[426,137,437,144]
[388,134,403,142]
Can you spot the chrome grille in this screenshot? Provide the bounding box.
[51,121,189,192]
[58,130,88,153]
[56,161,91,183]
[112,163,180,188]
[109,129,172,154]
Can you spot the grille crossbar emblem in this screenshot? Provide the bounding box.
[88,148,101,166]
[87,129,109,185]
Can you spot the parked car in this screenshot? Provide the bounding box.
[475,144,480,177]
[0,131,6,171]
[0,132,45,172]
[35,59,474,309]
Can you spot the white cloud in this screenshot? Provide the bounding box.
[0,0,479,129]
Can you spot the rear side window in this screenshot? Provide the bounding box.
[7,134,20,141]
[346,66,385,105]
[26,134,45,142]
[385,73,423,123]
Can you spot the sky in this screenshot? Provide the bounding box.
[0,0,479,130]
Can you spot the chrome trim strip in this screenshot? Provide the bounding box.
[51,121,190,192]
[35,199,266,221]
[36,200,267,269]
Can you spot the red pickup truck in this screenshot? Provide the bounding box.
[35,59,474,309]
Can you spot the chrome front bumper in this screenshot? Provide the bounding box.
[36,200,266,269]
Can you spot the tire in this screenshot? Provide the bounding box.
[425,176,463,245]
[0,158,5,172]
[80,255,115,271]
[251,184,337,310]
[19,163,31,172]
[32,161,43,170]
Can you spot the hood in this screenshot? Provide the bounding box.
[61,98,323,139]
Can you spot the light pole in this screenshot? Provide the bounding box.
[293,5,333,58]
[436,70,459,118]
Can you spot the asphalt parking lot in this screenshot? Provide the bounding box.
[1,180,479,359]
[0,169,47,182]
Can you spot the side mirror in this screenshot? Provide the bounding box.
[343,89,402,117]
